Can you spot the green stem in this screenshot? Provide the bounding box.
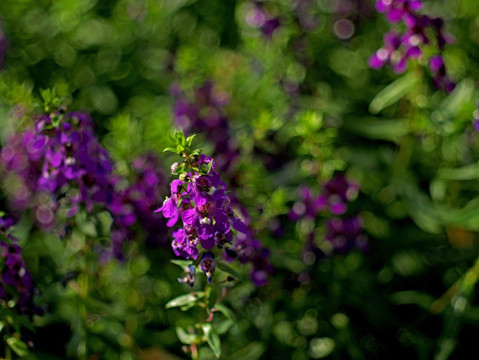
[6,340,12,360]
[204,282,210,314]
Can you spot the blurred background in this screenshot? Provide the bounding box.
[2,0,479,359]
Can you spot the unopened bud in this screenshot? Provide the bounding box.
[171,162,180,173]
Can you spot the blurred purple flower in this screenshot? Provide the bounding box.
[0,216,36,315]
[171,82,240,173]
[325,217,369,254]
[370,0,455,92]
[200,252,216,283]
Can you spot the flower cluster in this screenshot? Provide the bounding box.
[1,111,170,259]
[229,231,274,287]
[369,0,455,92]
[107,154,169,258]
[158,150,251,284]
[171,84,274,285]
[325,217,369,254]
[290,173,367,256]
[172,82,240,174]
[0,216,35,315]
[1,112,115,228]
[290,174,359,220]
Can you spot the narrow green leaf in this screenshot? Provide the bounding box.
[216,262,241,280]
[206,160,214,172]
[213,303,235,320]
[390,291,435,310]
[171,259,193,269]
[165,293,201,309]
[202,323,221,358]
[163,147,178,153]
[437,164,479,181]
[7,337,29,357]
[216,319,235,335]
[344,118,408,142]
[0,321,4,333]
[186,134,197,146]
[176,327,197,345]
[224,342,265,360]
[369,73,419,114]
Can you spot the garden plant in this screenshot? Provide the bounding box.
[1,0,479,359]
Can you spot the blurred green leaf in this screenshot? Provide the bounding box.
[224,342,265,360]
[171,260,194,269]
[216,319,235,335]
[390,291,435,310]
[213,303,235,320]
[176,327,197,345]
[216,262,241,280]
[7,337,29,357]
[437,164,479,181]
[345,118,408,142]
[369,73,419,114]
[201,323,221,359]
[165,293,203,309]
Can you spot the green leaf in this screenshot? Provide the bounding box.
[171,259,194,269]
[165,293,203,309]
[206,160,214,173]
[216,262,241,280]
[344,118,408,142]
[216,319,235,335]
[213,303,235,320]
[224,342,265,360]
[176,327,197,345]
[369,73,419,114]
[186,134,197,146]
[390,291,435,310]
[202,323,221,358]
[436,199,479,231]
[163,147,178,153]
[7,337,29,357]
[437,164,479,181]
[0,321,4,333]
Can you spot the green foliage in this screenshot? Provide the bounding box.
[2,0,479,359]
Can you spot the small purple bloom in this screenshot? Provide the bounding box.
[200,252,216,283]
[178,265,196,287]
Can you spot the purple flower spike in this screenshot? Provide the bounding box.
[161,147,271,286]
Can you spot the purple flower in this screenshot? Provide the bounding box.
[325,217,369,254]
[200,252,216,283]
[0,112,116,229]
[290,186,321,221]
[0,217,36,315]
[317,173,359,215]
[370,0,455,92]
[161,152,252,284]
[230,232,274,287]
[178,265,196,287]
[171,82,240,174]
